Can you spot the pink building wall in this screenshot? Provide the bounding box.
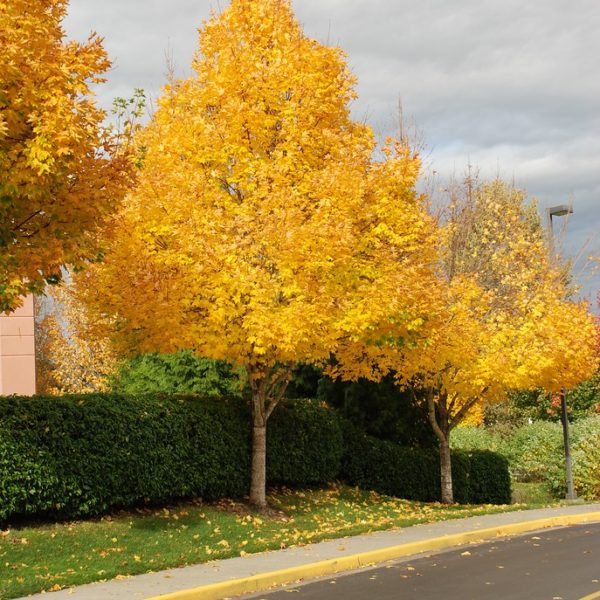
[0,295,36,396]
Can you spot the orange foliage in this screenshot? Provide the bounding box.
[0,0,137,312]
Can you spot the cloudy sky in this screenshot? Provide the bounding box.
[64,0,599,305]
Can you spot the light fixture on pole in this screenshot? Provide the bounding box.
[546,203,575,501]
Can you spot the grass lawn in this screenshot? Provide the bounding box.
[0,484,552,599]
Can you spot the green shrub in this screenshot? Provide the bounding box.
[319,375,437,448]
[0,394,511,523]
[268,400,343,486]
[0,395,346,522]
[511,482,554,505]
[467,450,511,504]
[487,416,600,500]
[571,416,600,500]
[110,352,243,397]
[0,427,62,519]
[503,420,563,483]
[451,426,505,453]
[0,394,251,521]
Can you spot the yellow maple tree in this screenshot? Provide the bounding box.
[408,180,598,503]
[0,0,138,312]
[35,281,116,394]
[80,0,439,507]
[336,178,598,503]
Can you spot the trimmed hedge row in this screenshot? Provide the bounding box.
[0,394,509,522]
[339,421,510,505]
[0,395,252,521]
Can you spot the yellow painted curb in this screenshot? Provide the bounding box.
[146,511,600,600]
[579,592,600,600]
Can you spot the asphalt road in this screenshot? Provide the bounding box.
[243,523,600,600]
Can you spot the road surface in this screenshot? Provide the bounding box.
[243,523,600,600]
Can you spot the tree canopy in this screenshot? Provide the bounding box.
[0,0,137,311]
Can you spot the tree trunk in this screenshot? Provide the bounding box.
[426,388,454,504]
[439,435,453,504]
[249,404,267,508]
[247,365,292,509]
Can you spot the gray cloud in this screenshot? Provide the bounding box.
[64,0,600,305]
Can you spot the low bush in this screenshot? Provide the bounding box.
[467,450,511,504]
[268,400,344,486]
[450,426,505,454]
[455,417,600,501]
[0,394,251,521]
[570,416,600,500]
[503,420,564,483]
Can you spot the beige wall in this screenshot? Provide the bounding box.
[0,295,36,396]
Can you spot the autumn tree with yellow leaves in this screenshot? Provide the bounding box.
[336,178,597,503]
[0,0,139,312]
[35,282,116,395]
[405,180,597,503]
[80,0,439,508]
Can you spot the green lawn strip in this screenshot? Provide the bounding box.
[0,484,553,599]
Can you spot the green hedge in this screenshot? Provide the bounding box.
[268,400,343,486]
[0,395,344,522]
[0,394,251,520]
[467,450,512,504]
[340,420,510,505]
[0,394,509,523]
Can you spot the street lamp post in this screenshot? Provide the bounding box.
[546,203,576,501]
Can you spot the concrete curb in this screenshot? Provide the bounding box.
[146,511,600,600]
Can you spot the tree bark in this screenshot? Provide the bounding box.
[426,388,454,504]
[249,404,267,508]
[248,365,292,509]
[439,435,453,504]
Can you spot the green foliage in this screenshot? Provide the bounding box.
[511,482,554,505]
[467,451,512,504]
[319,375,437,448]
[503,421,564,485]
[110,351,243,397]
[0,395,342,522]
[566,374,600,419]
[339,421,510,504]
[0,428,59,519]
[285,364,324,399]
[451,426,505,453]
[570,415,600,500]
[0,394,511,523]
[268,400,344,486]
[0,394,251,522]
[456,417,600,500]
[485,372,600,431]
